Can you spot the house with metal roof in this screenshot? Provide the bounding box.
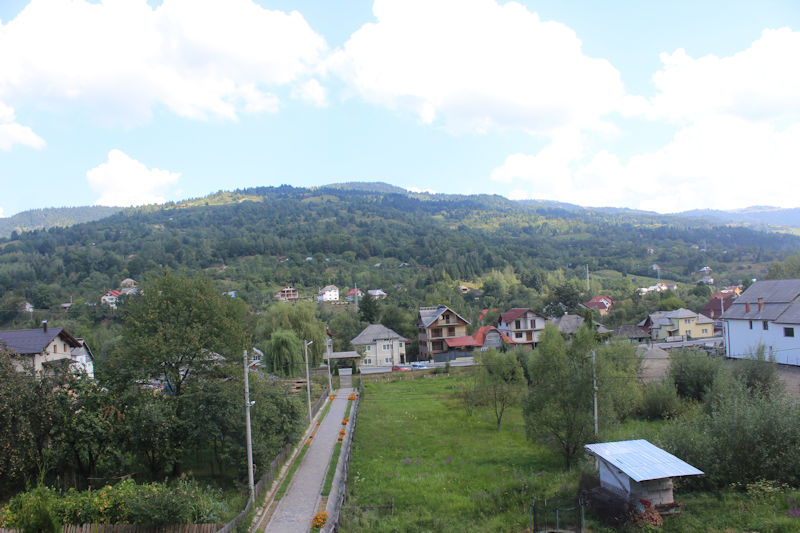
[550,313,611,336]
[444,326,515,352]
[721,279,800,365]
[0,322,82,374]
[351,324,408,366]
[585,439,703,505]
[638,308,714,342]
[417,305,470,360]
[317,285,339,302]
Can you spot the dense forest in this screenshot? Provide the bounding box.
[1,183,799,356]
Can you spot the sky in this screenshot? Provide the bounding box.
[1,0,799,218]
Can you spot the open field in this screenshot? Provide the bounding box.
[339,372,800,532]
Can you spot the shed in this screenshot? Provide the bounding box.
[584,439,703,505]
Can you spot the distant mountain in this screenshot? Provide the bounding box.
[677,207,800,229]
[322,182,410,194]
[0,206,123,238]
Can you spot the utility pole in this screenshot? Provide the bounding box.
[326,337,333,393]
[354,282,359,312]
[304,340,313,425]
[591,350,598,438]
[243,350,255,503]
[586,264,590,291]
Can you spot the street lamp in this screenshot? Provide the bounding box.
[304,340,313,425]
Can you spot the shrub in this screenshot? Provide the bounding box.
[640,380,680,420]
[669,349,722,401]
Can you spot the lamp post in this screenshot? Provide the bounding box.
[326,337,333,393]
[304,340,313,425]
[243,350,255,503]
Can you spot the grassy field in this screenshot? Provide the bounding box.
[339,373,577,532]
[339,373,800,532]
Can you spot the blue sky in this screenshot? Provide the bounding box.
[1,0,799,217]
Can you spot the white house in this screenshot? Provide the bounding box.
[351,324,408,366]
[71,338,95,378]
[317,285,340,302]
[497,308,546,348]
[721,279,800,365]
[101,290,121,308]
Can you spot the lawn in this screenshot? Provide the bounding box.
[339,373,577,532]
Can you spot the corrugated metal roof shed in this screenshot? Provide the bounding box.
[585,439,703,482]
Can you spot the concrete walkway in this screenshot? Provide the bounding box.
[264,374,353,532]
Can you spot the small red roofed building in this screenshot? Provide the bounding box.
[497,308,547,348]
[585,295,615,316]
[101,290,122,308]
[445,326,515,353]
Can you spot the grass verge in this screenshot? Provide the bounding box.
[321,441,343,497]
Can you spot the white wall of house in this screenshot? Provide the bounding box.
[318,288,339,301]
[724,319,800,365]
[360,338,406,366]
[498,313,545,344]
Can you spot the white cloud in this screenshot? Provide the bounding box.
[0,0,328,124]
[0,101,45,150]
[292,79,328,107]
[494,28,800,212]
[87,149,180,207]
[0,207,4,218]
[328,0,626,135]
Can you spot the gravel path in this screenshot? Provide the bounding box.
[264,375,352,532]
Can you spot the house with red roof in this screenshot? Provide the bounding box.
[497,308,547,348]
[445,326,515,353]
[100,290,122,308]
[584,295,614,316]
[702,294,736,320]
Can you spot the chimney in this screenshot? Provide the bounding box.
[745,302,751,313]
[42,320,47,333]
[758,297,764,312]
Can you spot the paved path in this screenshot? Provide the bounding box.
[264,375,352,532]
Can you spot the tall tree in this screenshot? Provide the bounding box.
[116,270,249,397]
[254,302,325,365]
[524,324,594,468]
[358,293,380,324]
[264,329,303,377]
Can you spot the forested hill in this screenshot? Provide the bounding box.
[1,184,798,317]
[0,205,123,238]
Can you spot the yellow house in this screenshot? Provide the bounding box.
[639,308,715,341]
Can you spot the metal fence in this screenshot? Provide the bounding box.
[530,495,585,533]
[2,525,220,533]
[320,381,363,533]
[217,387,329,533]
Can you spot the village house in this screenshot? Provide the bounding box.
[551,313,611,336]
[701,293,736,320]
[639,308,714,342]
[444,326,515,353]
[721,279,800,365]
[368,289,387,300]
[418,305,470,360]
[317,285,339,302]
[497,308,546,348]
[351,324,408,366]
[275,286,299,301]
[584,295,614,316]
[345,288,365,301]
[0,322,85,375]
[614,324,651,344]
[100,290,121,308]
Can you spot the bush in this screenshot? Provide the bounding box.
[669,349,722,401]
[640,380,680,420]
[662,381,800,489]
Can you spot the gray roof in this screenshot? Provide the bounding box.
[585,439,703,482]
[643,308,712,328]
[351,324,407,345]
[550,314,609,335]
[418,305,470,328]
[722,279,800,324]
[0,327,79,355]
[615,324,649,339]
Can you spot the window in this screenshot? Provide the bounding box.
[515,320,521,329]
[365,359,371,365]
[763,321,769,331]
[443,313,451,324]
[53,345,58,353]
[399,342,404,347]
[448,327,455,336]
[749,320,753,329]
[515,332,523,339]
[385,357,392,364]
[366,345,372,351]
[684,319,691,324]
[433,328,442,337]
[702,329,708,335]
[383,344,391,350]
[785,327,795,338]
